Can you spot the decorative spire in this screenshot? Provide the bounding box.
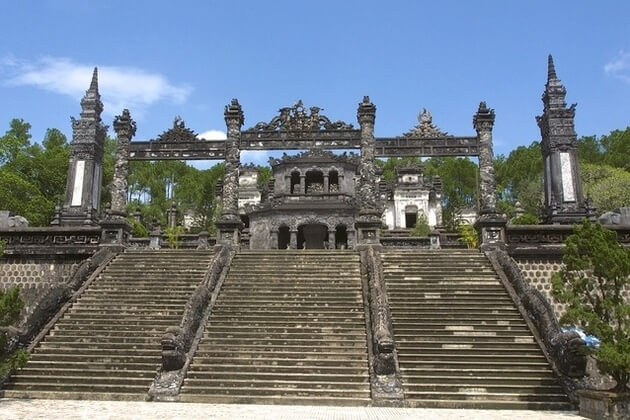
[80,66,103,119]
[547,54,557,81]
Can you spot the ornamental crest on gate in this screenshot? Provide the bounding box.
[246,100,354,133]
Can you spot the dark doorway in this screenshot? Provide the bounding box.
[298,224,327,249]
[290,171,300,194]
[405,212,417,228]
[305,170,324,194]
[241,215,249,228]
[278,225,290,249]
[335,225,347,249]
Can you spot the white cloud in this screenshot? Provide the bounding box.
[2,56,191,115]
[604,51,630,84]
[197,130,227,141]
[242,151,274,166]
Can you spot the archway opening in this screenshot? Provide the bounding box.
[298,223,327,249]
[305,170,324,194]
[329,170,339,193]
[278,225,290,249]
[290,171,300,194]
[335,225,348,249]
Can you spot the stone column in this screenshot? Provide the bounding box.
[110,109,136,215]
[473,101,506,250]
[289,230,298,249]
[328,229,336,249]
[270,230,278,250]
[323,174,329,193]
[473,101,497,212]
[215,99,244,246]
[100,109,136,247]
[300,175,306,194]
[166,202,177,229]
[356,96,382,246]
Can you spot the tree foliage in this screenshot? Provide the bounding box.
[552,220,630,391]
[410,212,431,237]
[581,163,630,213]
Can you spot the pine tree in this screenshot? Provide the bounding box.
[552,220,630,391]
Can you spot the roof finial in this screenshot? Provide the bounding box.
[89,67,99,92]
[547,54,557,81]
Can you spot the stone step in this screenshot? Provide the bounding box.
[38,342,161,351]
[403,399,572,410]
[403,391,568,403]
[400,367,556,377]
[177,394,369,406]
[33,346,160,356]
[401,375,559,385]
[202,331,367,341]
[22,360,158,370]
[187,365,368,376]
[4,382,150,394]
[187,371,368,382]
[396,335,535,343]
[8,375,154,386]
[393,326,531,334]
[200,338,366,347]
[184,378,368,390]
[27,353,158,364]
[395,354,547,363]
[180,385,370,399]
[206,326,367,334]
[43,335,163,344]
[192,353,368,363]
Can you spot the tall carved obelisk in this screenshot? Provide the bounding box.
[59,68,107,226]
[536,55,592,223]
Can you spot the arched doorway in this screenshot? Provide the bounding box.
[278,225,290,249]
[329,170,339,193]
[335,225,347,249]
[297,224,327,249]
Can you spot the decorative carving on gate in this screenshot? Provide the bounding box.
[155,117,200,142]
[404,108,448,137]
[246,100,354,134]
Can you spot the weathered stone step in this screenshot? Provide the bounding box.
[192,354,367,364]
[208,319,366,327]
[201,338,366,347]
[76,298,191,305]
[391,308,519,314]
[393,326,531,334]
[180,385,370,398]
[401,361,550,370]
[8,375,154,386]
[184,378,368,390]
[395,354,547,363]
[54,318,177,326]
[396,343,542,352]
[5,382,149,394]
[396,335,535,343]
[403,399,572,410]
[401,367,555,377]
[187,365,368,376]
[202,331,366,340]
[196,343,367,353]
[217,297,362,305]
[206,326,366,334]
[72,302,188,309]
[177,394,369,406]
[215,301,363,308]
[402,375,559,385]
[187,371,368,382]
[404,391,568,403]
[21,360,158,370]
[404,383,564,394]
[38,342,161,351]
[392,315,524,322]
[44,335,163,344]
[212,308,363,315]
[219,291,362,298]
[33,346,160,355]
[27,353,158,364]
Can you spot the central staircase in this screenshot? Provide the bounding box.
[4,249,214,400]
[382,249,570,409]
[180,250,371,405]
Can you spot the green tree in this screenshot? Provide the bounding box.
[600,128,630,171]
[581,164,630,212]
[495,142,543,217]
[410,212,430,237]
[552,220,630,391]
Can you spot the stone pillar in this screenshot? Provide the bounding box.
[166,202,177,229]
[110,109,136,216]
[536,55,593,224]
[356,96,382,246]
[270,230,278,250]
[197,231,209,249]
[289,230,298,249]
[215,99,244,246]
[328,229,336,249]
[473,101,506,250]
[473,101,497,212]
[149,219,162,250]
[323,174,329,193]
[300,175,306,194]
[59,68,107,226]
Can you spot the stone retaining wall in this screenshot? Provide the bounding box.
[0,255,85,322]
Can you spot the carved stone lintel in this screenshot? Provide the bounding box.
[404,108,448,137]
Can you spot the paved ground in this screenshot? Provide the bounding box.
[0,399,585,419]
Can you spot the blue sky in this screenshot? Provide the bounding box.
[1,1,629,167]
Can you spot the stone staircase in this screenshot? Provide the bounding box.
[382,249,571,409]
[4,249,214,400]
[180,250,370,405]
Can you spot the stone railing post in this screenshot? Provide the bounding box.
[356,96,382,245]
[149,219,162,250]
[289,230,298,249]
[473,101,506,250]
[327,229,336,249]
[215,99,244,247]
